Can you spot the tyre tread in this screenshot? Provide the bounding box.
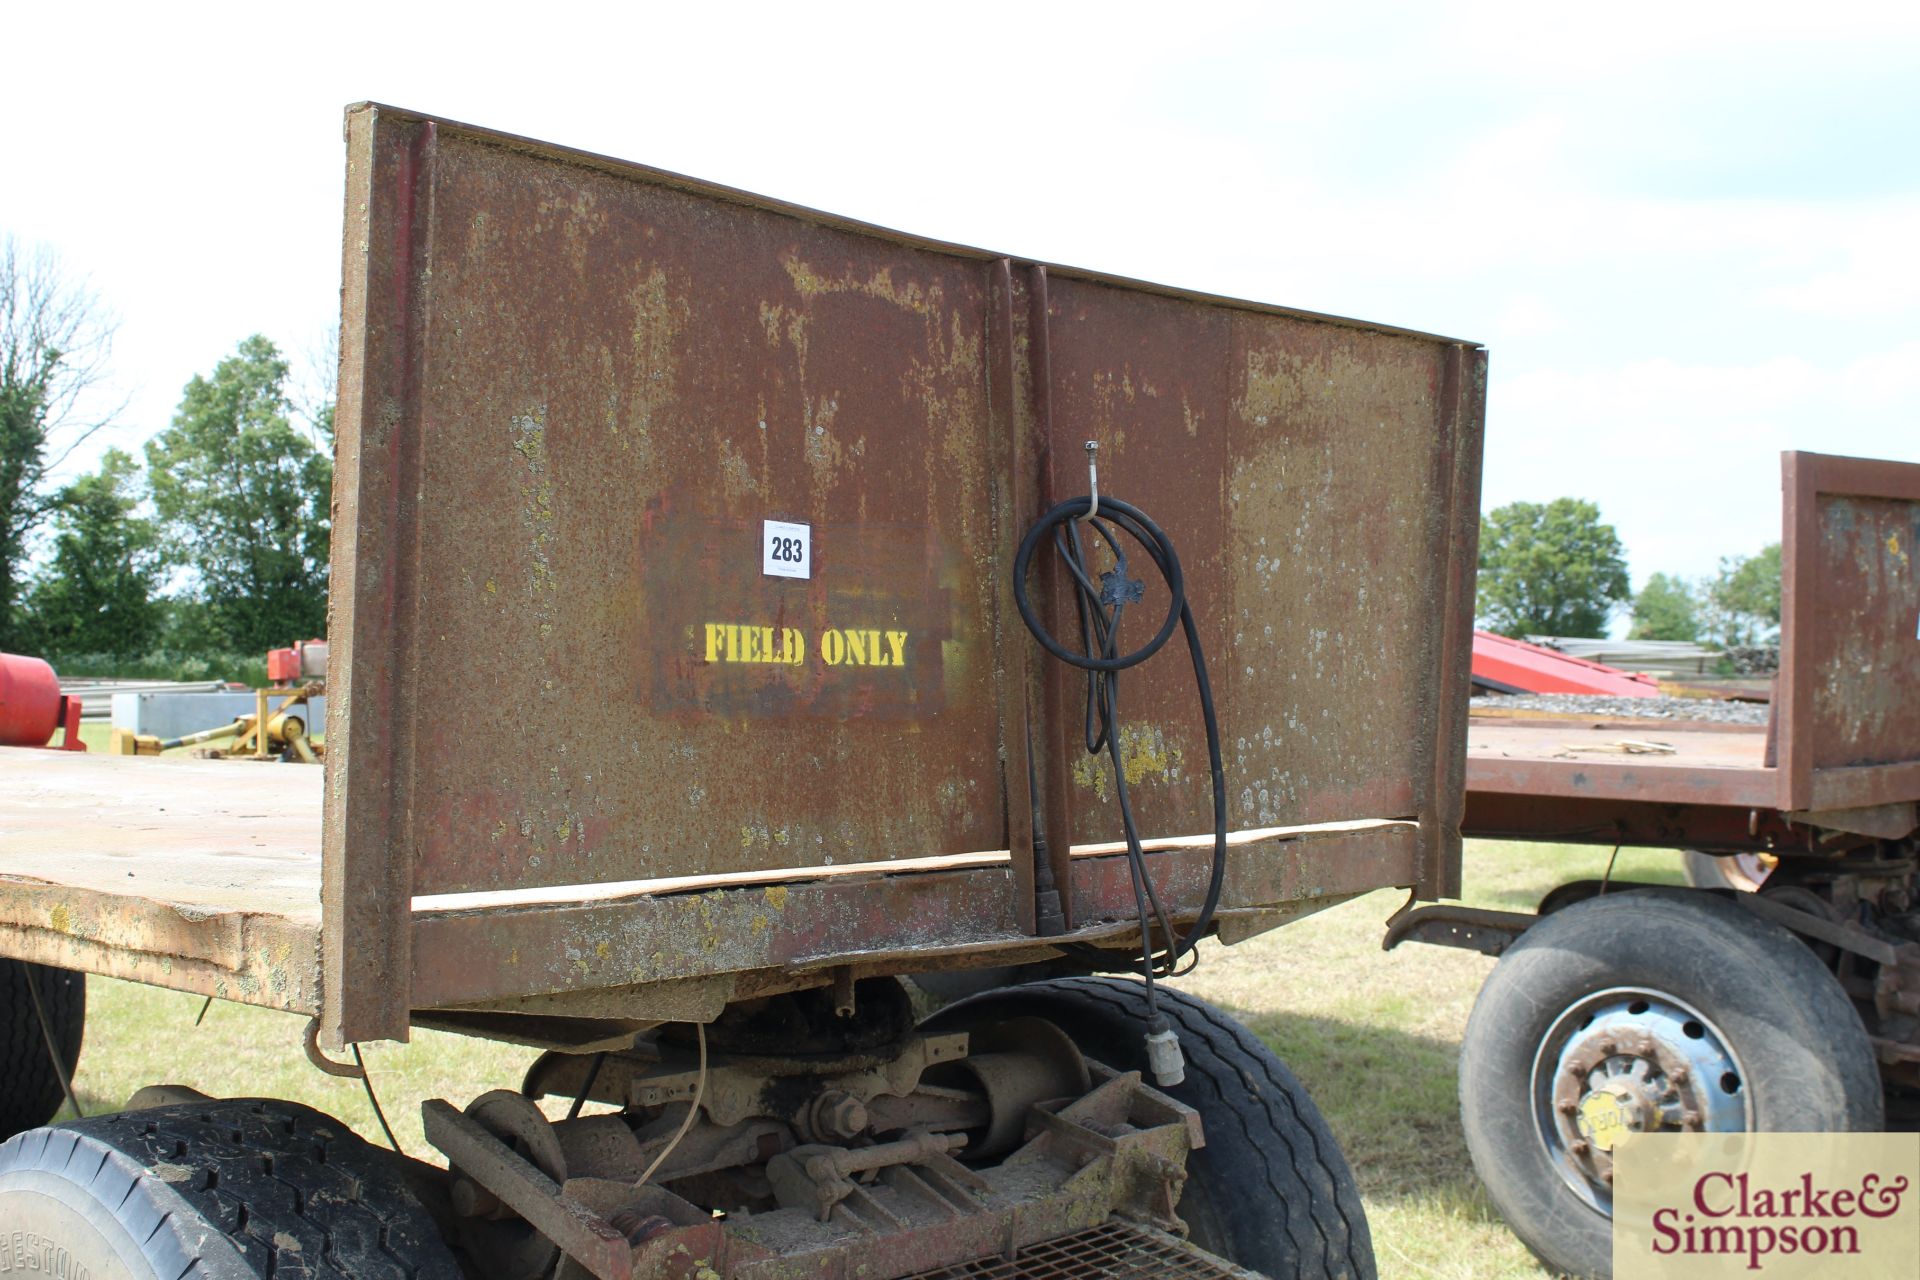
[0,959,85,1138]
[0,1097,458,1280]
[931,975,1374,1279]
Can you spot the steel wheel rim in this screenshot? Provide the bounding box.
[1528,985,1752,1214]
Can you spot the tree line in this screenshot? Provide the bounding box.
[1477,497,1781,645]
[2,238,330,681]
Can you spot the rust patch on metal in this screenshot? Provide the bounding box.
[0,878,319,1014]
[1806,493,1920,767]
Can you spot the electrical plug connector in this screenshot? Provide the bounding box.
[1143,1013,1184,1087]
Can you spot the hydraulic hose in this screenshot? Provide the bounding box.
[1012,493,1228,1079]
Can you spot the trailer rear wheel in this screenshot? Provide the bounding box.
[1459,888,1882,1279]
[1,958,85,1139]
[925,976,1376,1280]
[0,1097,462,1279]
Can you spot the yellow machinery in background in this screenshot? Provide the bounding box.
[108,682,324,763]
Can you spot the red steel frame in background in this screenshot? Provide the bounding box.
[1470,631,1659,698]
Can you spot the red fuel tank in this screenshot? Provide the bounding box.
[0,652,64,747]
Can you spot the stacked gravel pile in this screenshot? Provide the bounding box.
[1470,692,1770,725]
[1723,645,1780,675]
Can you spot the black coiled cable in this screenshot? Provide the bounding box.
[1012,495,1227,1020]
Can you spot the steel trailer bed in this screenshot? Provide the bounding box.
[1457,452,1920,856]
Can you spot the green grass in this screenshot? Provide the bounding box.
[49,839,1684,1276]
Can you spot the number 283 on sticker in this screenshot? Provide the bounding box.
[763,519,811,580]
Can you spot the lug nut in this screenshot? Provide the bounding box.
[1570,1140,1591,1157]
[1559,1101,1578,1116]
[1602,1169,1615,1185]
[810,1090,870,1141]
[1671,1068,1690,1086]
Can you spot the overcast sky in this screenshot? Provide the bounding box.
[6,1,1915,598]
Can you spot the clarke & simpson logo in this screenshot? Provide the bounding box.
[1650,1169,1909,1269]
[1614,1134,1920,1278]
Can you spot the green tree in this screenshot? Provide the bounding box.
[17,449,164,658]
[1477,498,1631,638]
[1,236,119,650]
[145,335,331,653]
[1628,572,1701,642]
[1703,543,1781,646]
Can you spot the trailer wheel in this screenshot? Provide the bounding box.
[1459,888,1882,1279]
[924,976,1375,1280]
[1,958,85,1139]
[0,1097,462,1279]
[1681,848,1775,891]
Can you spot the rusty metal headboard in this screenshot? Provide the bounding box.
[323,104,1485,1044]
[1777,451,1920,819]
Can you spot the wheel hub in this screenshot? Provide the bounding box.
[1576,1077,1655,1152]
[1532,989,1751,1211]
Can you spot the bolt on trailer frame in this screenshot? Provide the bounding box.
[0,103,1485,1280]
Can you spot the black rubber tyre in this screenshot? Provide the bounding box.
[1459,888,1883,1279]
[907,960,1083,1011]
[1,959,86,1139]
[0,1097,462,1279]
[924,976,1375,1280]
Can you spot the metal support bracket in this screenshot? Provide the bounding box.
[423,1098,636,1280]
[1734,893,1900,966]
[1382,903,1537,956]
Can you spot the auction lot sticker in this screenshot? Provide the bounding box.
[1614,1133,1919,1278]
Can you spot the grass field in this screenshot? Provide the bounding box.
[47,839,1683,1278]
